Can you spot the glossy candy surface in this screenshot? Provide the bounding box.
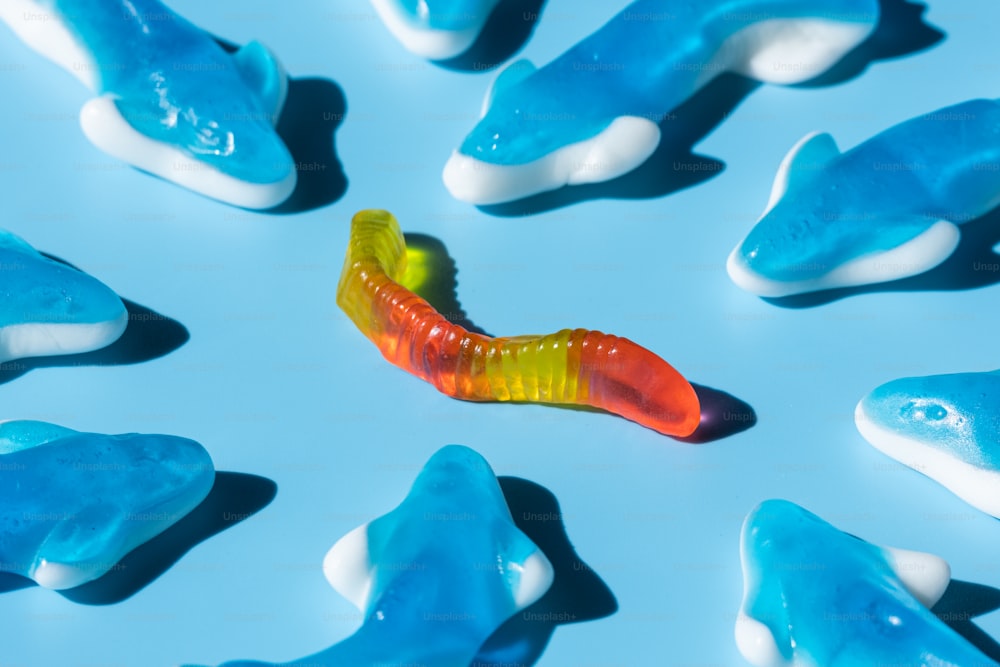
[443,0,879,204]
[857,369,1000,518]
[0,0,295,208]
[371,0,501,59]
[728,99,1000,296]
[736,499,994,667]
[336,209,701,436]
[0,228,126,364]
[0,420,214,590]
[190,445,553,667]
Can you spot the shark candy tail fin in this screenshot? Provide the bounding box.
[0,420,79,455]
[480,60,537,117]
[729,12,879,85]
[763,131,840,215]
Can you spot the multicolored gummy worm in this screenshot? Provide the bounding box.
[336,209,701,436]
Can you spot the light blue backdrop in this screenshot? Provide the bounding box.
[1,1,1000,665]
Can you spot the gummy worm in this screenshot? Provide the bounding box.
[336,210,700,436]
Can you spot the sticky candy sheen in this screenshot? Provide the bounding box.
[370,0,501,59]
[728,99,1000,296]
[736,499,994,667]
[856,369,1000,519]
[336,209,700,437]
[443,0,879,204]
[187,445,554,667]
[0,0,296,209]
[0,420,214,590]
[0,228,126,364]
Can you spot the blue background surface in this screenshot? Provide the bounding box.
[2,1,1000,665]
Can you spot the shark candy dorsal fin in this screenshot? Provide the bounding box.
[232,40,288,123]
[0,229,43,257]
[881,545,952,608]
[481,59,537,117]
[323,521,374,610]
[0,420,78,455]
[763,131,840,215]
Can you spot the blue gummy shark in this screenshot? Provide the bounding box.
[443,0,879,204]
[737,499,996,667]
[0,228,126,364]
[857,369,1000,519]
[189,445,553,667]
[0,420,214,590]
[728,99,1000,297]
[371,0,501,59]
[0,0,296,209]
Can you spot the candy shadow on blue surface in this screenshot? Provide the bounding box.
[404,234,751,441]
[0,292,189,385]
[762,206,1000,308]
[474,476,617,666]
[435,0,548,72]
[794,0,944,88]
[932,579,1000,662]
[213,38,347,214]
[676,384,756,444]
[477,0,943,218]
[476,73,747,218]
[0,574,33,594]
[0,472,275,601]
[269,77,349,214]
[50,472,276,605]
[404,233,492,336]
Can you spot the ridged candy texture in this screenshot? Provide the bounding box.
[336,209,700,436]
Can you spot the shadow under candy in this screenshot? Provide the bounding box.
[402,234,754,441]
[403,233,491,336]
[58,472,277,605]
[0,573,34,594]
[676,384,757,444]
[795,0,945,88]
[269,77,349,214]
[473,476,618,667]
[435,0,549,73]
[0,296,189,385]
[478,73,752,218]
[764,205,1000,308]
[932,579,1000,662]
[0,472,276,603]
[477,0,944,217]
[212,38,348,214]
